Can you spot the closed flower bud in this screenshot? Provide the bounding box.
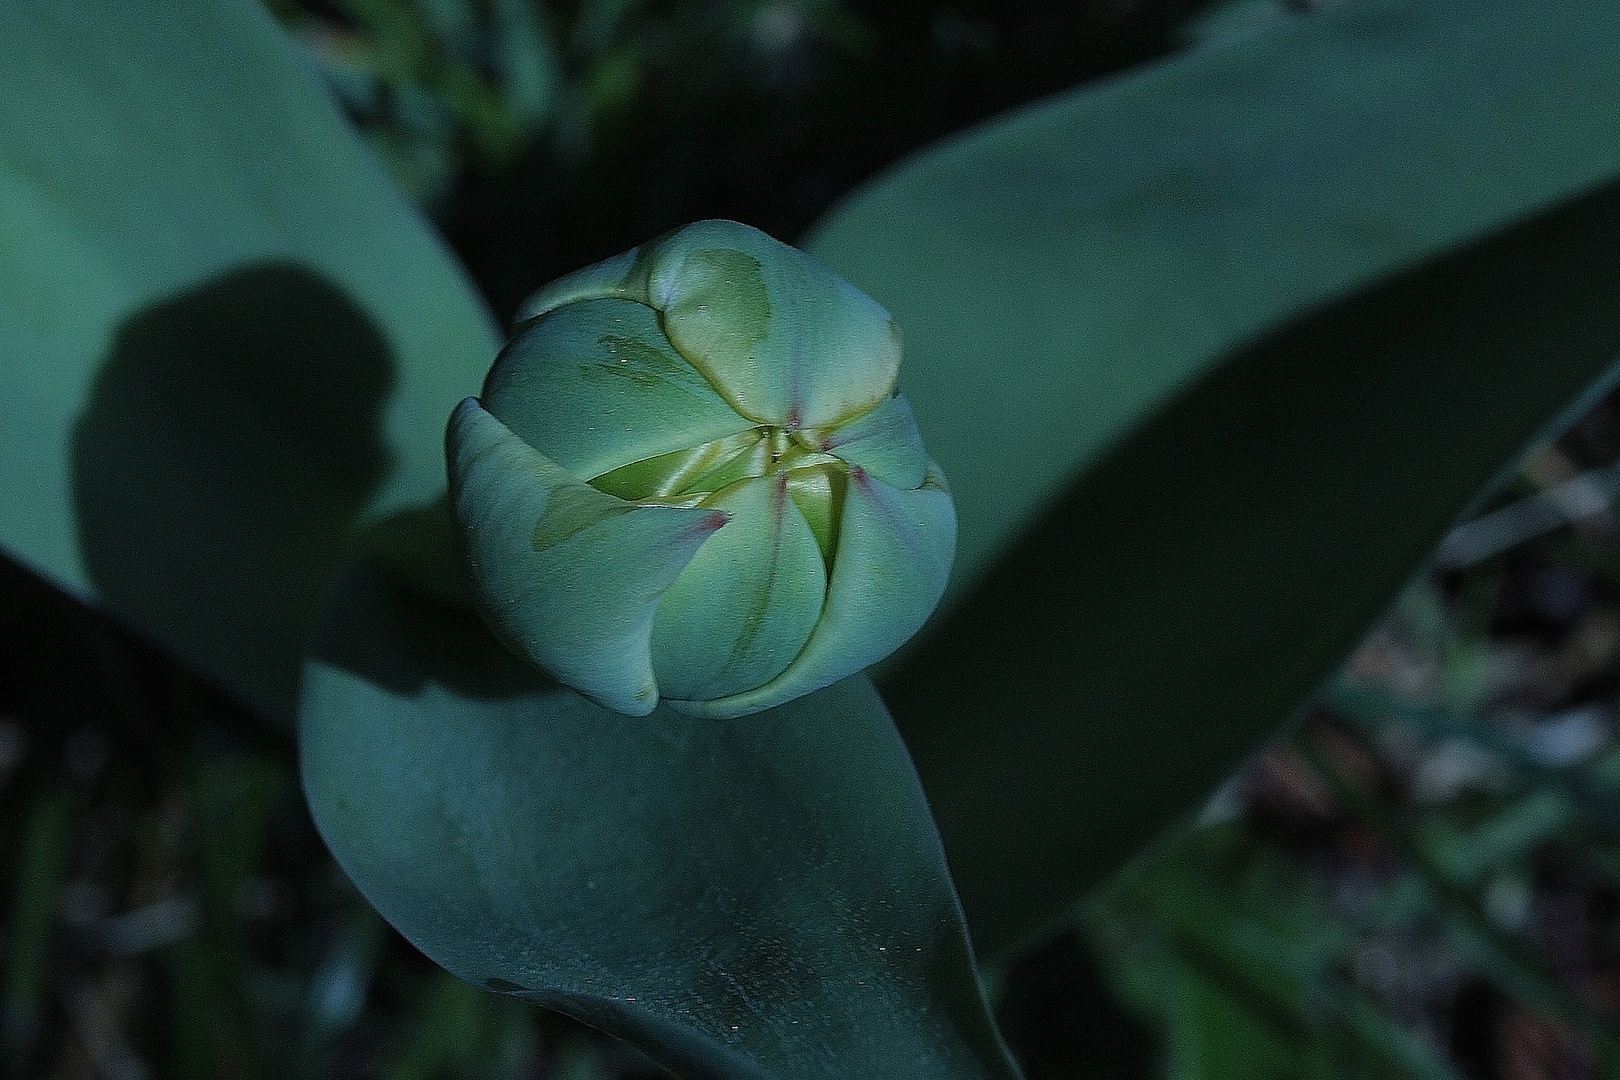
[447,220,955,718]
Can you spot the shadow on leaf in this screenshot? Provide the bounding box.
[886,177,1620,959]
[73,262,393,723]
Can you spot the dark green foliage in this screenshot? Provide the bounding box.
[2,789,72,1064]
[74,266,394,721]
[0,0,497,722]
[301,564,1020,1079]
[880,179,1620,957]
[4,1,1620,1078]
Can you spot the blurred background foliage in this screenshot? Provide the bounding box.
[9,0,1620,1077]
[267,0,1217,318]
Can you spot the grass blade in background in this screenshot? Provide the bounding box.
[0,0,499,723]
[806,0,1620,957]
[1,787,72,1065]
[300,564,1022,1080]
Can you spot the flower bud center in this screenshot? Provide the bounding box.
[588,425,847,564]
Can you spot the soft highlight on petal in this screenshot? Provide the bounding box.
[648,221,901,430]
[678,464,956,719]
[653,475,828,705]
[484,298,752,480]
[818,393,929,490]
[447,398,725,715]
[512,244,649,322]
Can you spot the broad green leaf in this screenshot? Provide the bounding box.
[893,188,1620,956]
[0,0,500,723]
[300,563,1021,1080]
[806,0,1620,954]
[810,0,1620,601]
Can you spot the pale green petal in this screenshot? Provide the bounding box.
[647,221,901,430]
[447,399,725,715]
[483,298,754,480]
[676,464,956,719]
[815,393,929,490]
[653,475,827,704]
[785,463,845,566]
[513,245,651,321]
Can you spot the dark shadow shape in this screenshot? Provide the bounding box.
[995,929,1153,1080]
[73,263,393,725]
[885,176,1620,958]
[309,556,544,704]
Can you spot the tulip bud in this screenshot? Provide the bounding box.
[447,220,955,718]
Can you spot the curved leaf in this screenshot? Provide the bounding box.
[300,563,1021,1080]
[0,0,499,722]
[890,183,1620,958]
[806,0,1620,954]
[809,0,1620,601]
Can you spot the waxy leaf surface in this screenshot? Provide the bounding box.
[808,0,1620,955]
[0,0,499,722]
[301,565,1021,1080]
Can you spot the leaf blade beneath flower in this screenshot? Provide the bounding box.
[300,564,1021,1080]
